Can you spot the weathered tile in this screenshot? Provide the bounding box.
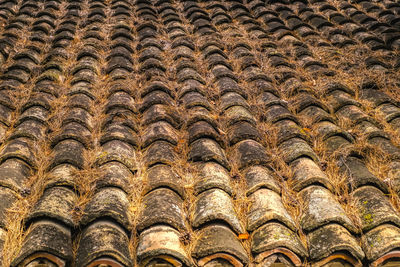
[144,164,185,198]
[80,187,131,230]
[220,92,249,110]
[0,159,31,192]
[96,162,133,192]
[314,121,354,143]
[51,139,85,169]
[308,224,364,261]
[0,138,35,167]
[377,103,400,122]
[63,107,93,130]
[279,138,318,164]
[27,186,76,227]
[192,188,243,234]
[300,105,332,124]
[299,186,358,233]
[234,139,269,169]
[251,222,307,259]
[224,105,256,126]
[336,106,372,127]
[353,186,400,232]
[290,157,333,192]
[144,141,177,167]
[244,165,280,196]
[188,120,224,147]
[189,138,229,169]
[105,91,136,114]
[142,121,178,148]
[100,124,138,148]
[360,88,392,107]
[327,90,358,112]
[11,220,72,267]
[187,111,219,131]
[76,221,132,267]
[263,105,297,123]
[192,224,248,265]
[369,136,400,159]
[248,188,296,232]
[46,164,77,189]
[13,119,46,141]
[362,224,400,262]
[140,91,174,112]
[142,104,181,128]
[1,1,400,266]
[181,91,210,110]
[0,187,18,228]
[194,162,233,196]
[274,119,310,145]
[138,188,185,232]
[137,225,191,266]
[51,122,91,149]
[324,135,352,153]
[342,156,388,193]
[96,140,137,171]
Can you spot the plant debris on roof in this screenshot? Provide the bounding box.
[0,0,399,266]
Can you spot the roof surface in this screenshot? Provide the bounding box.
[0,0,399,266]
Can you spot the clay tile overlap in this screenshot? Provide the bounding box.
[0,0,399,266]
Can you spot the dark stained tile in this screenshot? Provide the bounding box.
[138,188,186,232]
[11,220,72,267]
[189,138,229,169]
[144,164,185,198]
[80,187,131,231]
[27,186,76,228]
[76,221,131,267]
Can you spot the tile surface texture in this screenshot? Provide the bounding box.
[0,0,399,266]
